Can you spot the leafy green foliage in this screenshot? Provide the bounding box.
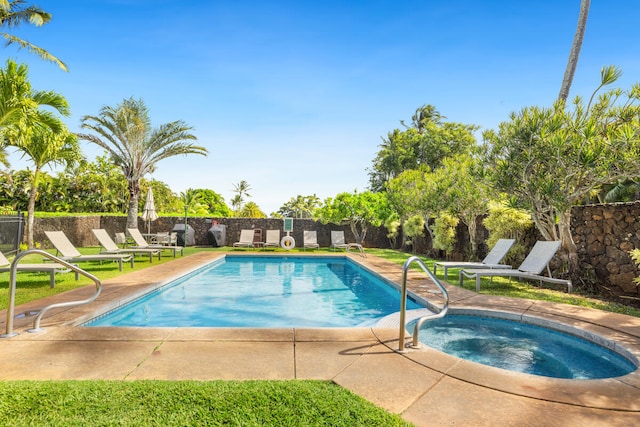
[432,212,458,256]
[275,194,321,218]
[78,97,207,228]
[403,214,424,253]
[316,190,391,245]
[484,66,640,274]
[369,104,478,191]
[483,200,533,265]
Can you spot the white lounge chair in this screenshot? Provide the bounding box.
[330,230,349,251]
[44,230,134,271]
[92,229,161,262]
[303,230,319,250]
[127,228,184,257]
[233,229,255,248]
[263,229,280,249]
[459,241,572,292]
[433,238,515,279]
[0,251,73,288]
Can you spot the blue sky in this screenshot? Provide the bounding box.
[6,1,640,214]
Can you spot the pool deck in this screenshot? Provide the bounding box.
[1,251,639,426]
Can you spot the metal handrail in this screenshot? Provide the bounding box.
[1,249,102,338]
[346,243,366,258]
[397,256,449,352]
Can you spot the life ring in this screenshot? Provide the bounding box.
[280,236,295,250]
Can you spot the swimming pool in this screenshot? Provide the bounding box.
[408,311,637,379]
[85,255,423,327]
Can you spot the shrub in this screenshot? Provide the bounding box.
[483,201,532,265]
[432,213,458,256]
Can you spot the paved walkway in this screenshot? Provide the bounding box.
[1,252,639,426]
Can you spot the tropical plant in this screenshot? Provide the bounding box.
[0,0,67,70]
[483,200,533,265]
[484,66,640,275]
[432,212,458,257]
[433,153,493,259]
[403,214,425,254]
[316,190,391,245]
[0,60,76,247]
[558,0,590,101]
[240,201,266,218]
[15,125,81,247]
[189,188,231,217]
[78,97,207,228]
[385,166,441,249]
[275,194,321,219]
[368,105,478,191]
[231,180,251,215]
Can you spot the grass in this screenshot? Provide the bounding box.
[0,380,412,426]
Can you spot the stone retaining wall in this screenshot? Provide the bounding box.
[572,202,640,296]
[33,216,391,249]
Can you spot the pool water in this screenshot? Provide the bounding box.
[85,256,422,327]
[410,314,636,379]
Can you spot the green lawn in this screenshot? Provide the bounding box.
[0,380,412,426]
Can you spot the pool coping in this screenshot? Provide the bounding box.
[1,251,639,425]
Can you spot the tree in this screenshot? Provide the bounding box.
[0,1,67,71]
[484,66,640,275]
[434,154,493,259]
[231,180,251,215]
[240,201,266,218]
[316,190,391,245]
[0,60,67,165]
[191,188,231,217]
[78,97,207,228]
[558,0,590,101]
[368,105,478,191]
[16,124,81,247]
[385,166,441,250]
[275,194,321,218]
[0,60,75,247]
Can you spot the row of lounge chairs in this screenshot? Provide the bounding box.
[433,239,572,292]
[0,229,186,288]
[233,229,359,251]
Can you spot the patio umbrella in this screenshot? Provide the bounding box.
[141,188,159,234]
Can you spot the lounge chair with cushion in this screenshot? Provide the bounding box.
[45,230,134,271]
[303,230,319,250]
[459,240,572,292]
[330,230,349,251]
[92,229,161,262]
[127,228,184,257]
[233,229,255,248]
[0,251,73,288]
[433,238,515,279]
[263,229,280,249]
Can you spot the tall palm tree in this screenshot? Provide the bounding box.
[78,97,208,228]
[0,60,71,246]
[17,120,81,247]
[0,0,67,71]
[558,0,590,101]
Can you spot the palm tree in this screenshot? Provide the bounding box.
[78,97,208,228]
[558,0,590,101]
[0,60,72,246]
[0,1,67,71]
[17,121,81,247]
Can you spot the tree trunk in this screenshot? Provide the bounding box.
[126,181,140,229]
[26,169,39,248]
[558,0,590,101]
[558,210,579,275]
